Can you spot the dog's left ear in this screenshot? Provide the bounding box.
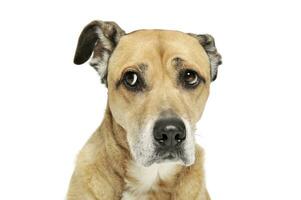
[74,20,126,84]
[188,34,222,81]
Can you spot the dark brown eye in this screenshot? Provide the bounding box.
[123,71,144,91]
[180,69,201,89]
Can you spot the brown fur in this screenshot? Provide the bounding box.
[68,28,219,200]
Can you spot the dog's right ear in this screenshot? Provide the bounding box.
[74,20,126,84]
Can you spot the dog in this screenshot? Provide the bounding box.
[67,20,222,200]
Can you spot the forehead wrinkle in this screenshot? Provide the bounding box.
[157,32,165,65]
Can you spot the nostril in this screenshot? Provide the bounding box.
[155,132,168,144]
[175,133,185,144]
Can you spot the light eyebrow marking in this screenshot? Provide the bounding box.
[171,57,185,70]
[137,63,148,73]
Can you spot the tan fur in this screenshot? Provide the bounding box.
[68,30,212,200]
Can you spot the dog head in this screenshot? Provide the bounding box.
[74,20,222,167]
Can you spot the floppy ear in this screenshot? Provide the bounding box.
[74,20,126,84]
[188,34,222,81]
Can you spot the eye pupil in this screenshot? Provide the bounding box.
[125,72,138,86]
[123,71,144,91]
[184,70,199,85]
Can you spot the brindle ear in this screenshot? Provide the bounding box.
[74,20,126,84]
[188,34,222,81]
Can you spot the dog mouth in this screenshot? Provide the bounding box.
[138,148,192,167]
[163,153,177,160]
[150,147,186,164]
[155,152,180,163]
[133,143,190,167]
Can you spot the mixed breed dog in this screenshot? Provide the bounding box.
[67,20,222,200]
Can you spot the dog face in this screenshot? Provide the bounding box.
[74,21,222,167]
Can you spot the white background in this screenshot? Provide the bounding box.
[0,0,300,199]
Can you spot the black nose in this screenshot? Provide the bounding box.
[153,118,186,148]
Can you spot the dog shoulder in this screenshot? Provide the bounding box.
[68,130,116,199]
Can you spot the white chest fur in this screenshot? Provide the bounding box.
[121,161,180,200]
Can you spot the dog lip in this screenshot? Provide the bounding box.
[154,141,184,152]
[154,154,181,164]
[162,153,177,160]
[144,150,188,166]
[156,150,181,161]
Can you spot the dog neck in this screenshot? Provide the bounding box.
[105,106,131,153]
[96,106,131,178]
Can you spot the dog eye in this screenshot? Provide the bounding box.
[123,71,144,91]
[180,69,201,89]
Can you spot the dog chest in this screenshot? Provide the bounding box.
[121,161,180,199]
